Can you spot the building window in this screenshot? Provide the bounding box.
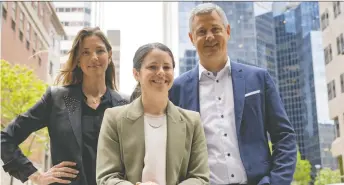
[12,2,16,20]
[340,73,344,93]
[19,31,23,42]
[49,61,53,75]
[332,80,336,99]
[334,117,340,137]
[61,50,69,55]
[336,33,344,55]
[11,19,16,31]
[26,40,30,50]
[32,49,36,58]
[33,32,37,49]
[2,2,8,20]
[327,80,336,100]
[85,8,91,14]
[26,23,31,41]
[338,156,344,179]
[324,44,333,64]
[333,2,341,18]
[321,9,329,30]
[38,57,42,66]
[19,11,24,31]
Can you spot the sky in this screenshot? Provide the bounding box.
[103,2,165,95]
[102,2,273,95]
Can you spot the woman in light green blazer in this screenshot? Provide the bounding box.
[96,43,209,185]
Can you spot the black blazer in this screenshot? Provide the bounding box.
[1,84,128,185]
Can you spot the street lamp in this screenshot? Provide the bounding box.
[315,164,322,184]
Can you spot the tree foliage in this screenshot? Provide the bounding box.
[293,151,312,185]
[1,59,49,155]
[314,168,342,185]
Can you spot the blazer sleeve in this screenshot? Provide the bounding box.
[1,86,52,183]
[264,71,297,185]
[96,108,133,185]
[179,112,210,185]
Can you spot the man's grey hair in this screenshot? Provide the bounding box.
[189,3,229,32]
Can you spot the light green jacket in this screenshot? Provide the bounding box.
[96,97,209,185]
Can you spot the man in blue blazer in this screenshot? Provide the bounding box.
[169,3,297,185]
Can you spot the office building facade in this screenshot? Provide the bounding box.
[319,1,344,177]
[274,2,322,168]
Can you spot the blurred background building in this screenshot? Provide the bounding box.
[107,30,120,90]
[53,2,92,67]
[1,2,65,84]
[274,2,322,169]
[318,122,339,170]
[319,1,344,177]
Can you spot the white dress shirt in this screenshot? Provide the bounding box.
[199,57,247,185]
[142,113,167,185]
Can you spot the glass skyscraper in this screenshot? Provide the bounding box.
[178,2,198,75]
[274,2,322,168]
[255,12,278,86]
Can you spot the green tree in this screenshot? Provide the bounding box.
[268,142,312,185]
[293,152,312,185]
[1,59,49,184]
[314,168,342,185]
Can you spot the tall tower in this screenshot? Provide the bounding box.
[54,2,92,66]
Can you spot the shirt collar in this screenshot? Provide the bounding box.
[198,56,231,80]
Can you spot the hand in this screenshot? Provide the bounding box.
[29,161,79,185]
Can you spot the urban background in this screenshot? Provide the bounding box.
[0,1,343,185]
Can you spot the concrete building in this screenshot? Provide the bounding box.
[318,122,338,170]
[107,30,120,90]
[53,2,92,66]
[1,2,66,83]
[92,2,105,30]
[319,1,344,178]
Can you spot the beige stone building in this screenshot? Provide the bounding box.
[107,30,121,90]
[319,1,344,178]
[1,2,66,83]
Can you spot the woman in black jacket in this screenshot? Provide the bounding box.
[1,27,128,185]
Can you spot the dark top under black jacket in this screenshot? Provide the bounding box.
[81,88,112,185]
[1,84,128,185]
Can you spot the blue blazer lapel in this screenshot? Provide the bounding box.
[186,65,200,112]
[231,62,245,136]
